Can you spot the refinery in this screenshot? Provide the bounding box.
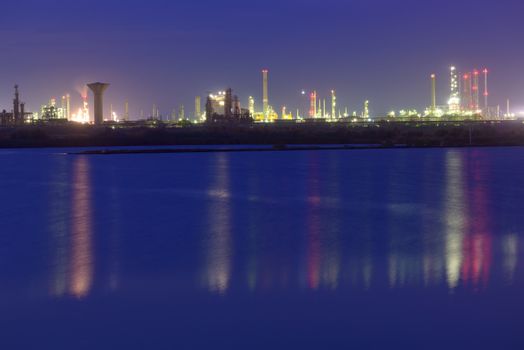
[0,65,521,128]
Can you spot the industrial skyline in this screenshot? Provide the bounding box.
[0,0,523,117]
[1,63,521,124]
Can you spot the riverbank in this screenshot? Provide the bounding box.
[1,120,524,149]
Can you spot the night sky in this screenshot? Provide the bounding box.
[1,0,523,117]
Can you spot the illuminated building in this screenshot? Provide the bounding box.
[331,90,337,120]
[447,66,461,113]
[363,100,369,119]
[207,91,226,116]
[248,96,255,116]
[281,106,292,120]
[309,91,317,118]
[206,88,252,123]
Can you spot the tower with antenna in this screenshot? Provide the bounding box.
[462,73,472,111]
[472,69,480,111]
[483,69,489,117]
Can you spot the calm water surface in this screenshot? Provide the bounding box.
[0,147,523,349]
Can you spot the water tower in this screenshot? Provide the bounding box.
[87,82,110,125]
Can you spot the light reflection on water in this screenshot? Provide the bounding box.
[445,150,467,290]
[47,156,94,299]
[204,153,232,295]
[2,147,523,349]
[70,156,93,298]
[30,148,522,298]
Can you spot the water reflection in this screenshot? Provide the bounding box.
[502,234,518,284]
[41,149,521,297]
[49,157,69,297]
[306,153,321,290]
[303,153,342,291]
[445,150,467,290]
[70,156,94,298]
[204,153,232,294]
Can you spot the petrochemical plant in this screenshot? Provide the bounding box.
[0,65,520,127]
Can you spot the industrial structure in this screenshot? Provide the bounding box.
[205,88,252,123]
[87,82,110,125]
[331,90,337,120]
[262,69,269,119]
[0,85,31,126]
[0,64,518,129]
[195,96,201,121]
[447,66,461,113]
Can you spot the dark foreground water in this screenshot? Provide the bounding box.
[0,147,523,349]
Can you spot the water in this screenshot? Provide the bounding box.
[0,147,522,349]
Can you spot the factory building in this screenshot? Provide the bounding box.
[0,85,31,126]
[205,88,252,123]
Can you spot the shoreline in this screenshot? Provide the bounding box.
[2,120,524,150]
[70,143,524,155]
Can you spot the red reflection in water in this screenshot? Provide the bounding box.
[70,157,93,298]
[461,153,492,290]
[306,154,321,290]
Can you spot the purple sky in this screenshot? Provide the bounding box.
[1,0,523,117]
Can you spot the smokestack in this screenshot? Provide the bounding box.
[472,69,480,111]
[483,69,489,116]
[13,85,20,123]
[309,91,317,118]
[430,74,436,115]
[124,101,129,121]
[262,69,269,118]
[225,88,233,117]
[195,96,201,121]
[66,94,71,120]
[87,82,110,125]
[331,90,336,120]
[248,96,255,116]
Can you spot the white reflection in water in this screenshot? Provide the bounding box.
[445,151,466,290]
[205,154,232,294]
[49,158,69,297]
[70,157,93,298]
[502,234,518,284]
